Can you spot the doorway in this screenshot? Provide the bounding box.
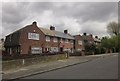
[60,47,63,52]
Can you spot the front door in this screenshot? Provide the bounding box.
[60,47,63,52]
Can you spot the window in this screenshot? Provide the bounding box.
[28,33,39,40]
[60,38,63,43]
[46,36,50,42]
[77,49,82,51]
[78,40,82,45]
[65,39,69,43]
[31,47,42,54]
[53,37,58,42]
[71,40,73,44]
[51,47,59,52]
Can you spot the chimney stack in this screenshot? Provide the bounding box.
[95,36,98,39]
[32,21,37,26]
[83,33,87,36]
[1,38,4,42]
[90,34,93,37]
[50,25,55,30]
[64,30,68,34]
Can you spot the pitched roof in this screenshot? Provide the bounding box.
[39,27,74,39]
[5,22,74,40]
[6,25,32,36]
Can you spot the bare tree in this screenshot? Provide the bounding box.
[107,21,120,36]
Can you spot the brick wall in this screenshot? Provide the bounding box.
[20,23,45,54]
[74,35,85,51]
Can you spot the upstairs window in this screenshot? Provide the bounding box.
[46,36,50,42]
[28,33,39,40]
[71,40,73,44]
[53,37,58,42]
[60,38,63,43]
[65,39,69,43]
[78,40,82,45]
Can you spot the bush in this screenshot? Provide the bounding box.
[85,52,94,55]
[95,48,101,54]
[100,47,106,54]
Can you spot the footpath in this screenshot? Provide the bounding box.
[2,53,116,80]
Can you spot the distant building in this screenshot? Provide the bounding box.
[93,36,101,46]
[74,34,85,52]
[4,21,74,55]
[82,33,101,47]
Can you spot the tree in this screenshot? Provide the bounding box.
[107,21,120,36]
[101,36,120,52]
[84,41,96,54]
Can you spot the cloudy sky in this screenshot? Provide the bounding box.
[1,1,118,39]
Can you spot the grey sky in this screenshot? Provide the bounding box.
[1,2,118,39]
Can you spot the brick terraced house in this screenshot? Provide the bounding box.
[4,21,74,55]
[4,21,101,55]
[74,34,85,52]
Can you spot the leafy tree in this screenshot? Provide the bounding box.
[84,41,96,54]
[101,35,120,52]
[104,21,120,52]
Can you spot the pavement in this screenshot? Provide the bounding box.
[2,53,117,80]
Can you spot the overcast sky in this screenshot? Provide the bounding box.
[1,1,118,39]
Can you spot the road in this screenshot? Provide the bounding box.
[21,54,118,79]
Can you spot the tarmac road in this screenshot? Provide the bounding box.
[22,54,118,79]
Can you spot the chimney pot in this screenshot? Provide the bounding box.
[32,21,37,26]
[90,34,93,37]
[1,38,4,42]
[95,36,98,39]
[64,30,68,34]
[50,25,55,30]
[83,33,86,36]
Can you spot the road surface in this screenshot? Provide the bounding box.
[22,54,118,79]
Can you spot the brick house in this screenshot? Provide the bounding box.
[81,33,96,54]
[74,34,85,52]
[4,21,74,55]
[93,36,101,46]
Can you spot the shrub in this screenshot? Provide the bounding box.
[100,47,106,54]
[95,48,101,54]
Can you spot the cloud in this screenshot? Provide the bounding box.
[1,2,118,39]
[50,2,118,22]
[2,2,29,23]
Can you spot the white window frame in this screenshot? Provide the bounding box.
[53,37,58,42]
[60,38,63,43]
[50,47,59,52]
[71,40,73,44]
[77,49,82,51]
[78,40,82,45]
[31,47,42,54]
[28,33,39,40]
[46,36,50,42]
[65,39,69,43]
